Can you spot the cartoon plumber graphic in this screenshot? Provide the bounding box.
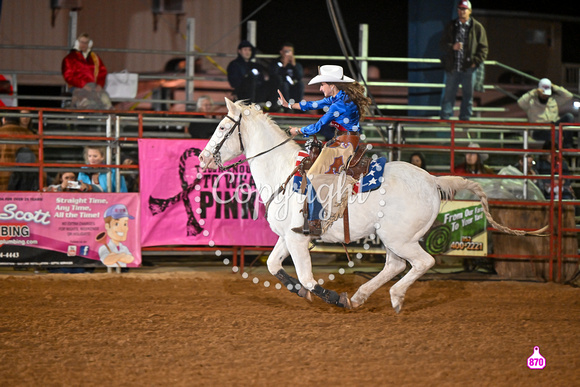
[97,204,135,268]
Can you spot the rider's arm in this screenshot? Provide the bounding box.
[299,97,331,112]
[300,104,340,135]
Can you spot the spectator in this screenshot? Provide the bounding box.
[513,154,538,176]
[121,154,139,192]
[439,0,488,121]
[77,146,128,192]
[455,142,494,175]
[517,78,575,148]
[61,33,112,109]
[269,42,304,111]
[409,152,428,171]
[43,171,102,192]
[19,109,35,133]
[0,116,39,191]
[196,95,214,114]
[7,148,38,191]
[227,40,269,103]
[188,95,218,139]
[536,141,575,200]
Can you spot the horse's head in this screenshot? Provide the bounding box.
[199,98,249,171]
[199,98,298,172]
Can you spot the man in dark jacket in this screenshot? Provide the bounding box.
[439,0,488,121]
[227,40,269,103]
[269,42,304,111]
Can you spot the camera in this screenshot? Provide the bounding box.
[67,181,81,190]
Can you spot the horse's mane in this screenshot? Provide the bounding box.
[234,100,289,137]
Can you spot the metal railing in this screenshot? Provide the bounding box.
[0,107,578,281]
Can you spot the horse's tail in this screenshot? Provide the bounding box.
[435,176,549,237]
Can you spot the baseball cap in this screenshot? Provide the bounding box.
[458,1,471,9]
[538,78,552,96]
[104,204,135,220]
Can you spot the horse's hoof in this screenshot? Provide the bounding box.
[350,299,362,309]
[339,292,352,309]
[393,302,403,314]
[298,287,312,302]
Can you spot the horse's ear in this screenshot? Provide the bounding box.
[225,98,236,113]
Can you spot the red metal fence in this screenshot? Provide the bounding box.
[1,106,578,281]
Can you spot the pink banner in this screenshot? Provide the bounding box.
[139,139,278,247]
[0,192,141,268]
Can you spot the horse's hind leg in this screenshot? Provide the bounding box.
[267,237,311,300]
[350,249,406,309]
[388,242,435,313]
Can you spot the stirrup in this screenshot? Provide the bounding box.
[292,220,322,237]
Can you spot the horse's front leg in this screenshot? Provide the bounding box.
[267,237,311,300]
[286,234,351,309]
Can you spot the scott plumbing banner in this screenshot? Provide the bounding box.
[421,200,487,256]
[0,192,141,268]
[139,139,278,247]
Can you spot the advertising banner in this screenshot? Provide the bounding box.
[313,201,488,257]
[139,139,278,247]
[0,192,141,268]
[422,201,488,256]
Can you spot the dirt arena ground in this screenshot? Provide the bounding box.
[0,269,578,386]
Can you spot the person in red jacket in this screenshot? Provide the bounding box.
[62,33,111,109]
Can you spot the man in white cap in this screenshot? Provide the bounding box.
[439,0,488,121]
[517,78,575,147]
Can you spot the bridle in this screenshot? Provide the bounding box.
[212,114,244,171]
[211,112,295,171]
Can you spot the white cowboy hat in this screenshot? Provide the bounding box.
[308,65,355,85]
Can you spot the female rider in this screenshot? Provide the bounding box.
[277,65,371,236]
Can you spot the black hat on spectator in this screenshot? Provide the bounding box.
[237,40,256,59]
[238,40,254,50]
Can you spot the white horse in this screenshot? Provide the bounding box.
[199,99,546,312]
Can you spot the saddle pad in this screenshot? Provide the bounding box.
[292,156,387,194]
[352,157,387,193]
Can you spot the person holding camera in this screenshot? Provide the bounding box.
[269,42,304,111]
[77,146,128,193]
[43,171,102,192]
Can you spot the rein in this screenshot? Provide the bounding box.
[212,113,296,171]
